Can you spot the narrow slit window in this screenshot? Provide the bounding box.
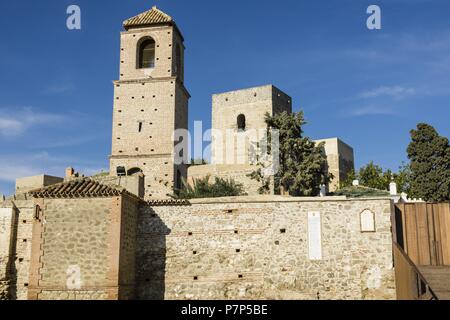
[138,122,143,132]
[237,114,246,131]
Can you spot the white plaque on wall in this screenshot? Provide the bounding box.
[360,209,376,232]
[308,211,322,260]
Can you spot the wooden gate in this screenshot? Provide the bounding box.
[394,203,450,266]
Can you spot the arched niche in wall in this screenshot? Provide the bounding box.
[360,209,376,232]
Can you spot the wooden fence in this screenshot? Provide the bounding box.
[394,202,450,266]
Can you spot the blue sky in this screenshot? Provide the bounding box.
[1,0,450,195]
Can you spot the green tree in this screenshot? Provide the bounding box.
[407,123,450,202]
[358,161,386,190]
[249,111,332,196]
[339,162,411,193]
[190,158,209,166]
[394,163,412,194]
[339,169,357,189]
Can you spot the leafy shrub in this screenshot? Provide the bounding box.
[175,175,246,199]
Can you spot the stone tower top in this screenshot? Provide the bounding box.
[123,6,176,31]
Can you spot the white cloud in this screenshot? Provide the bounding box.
[0,107,66,137]
[29,134,107,149]
[0,118,23,135]
[359,86,416,100]
[0,163,39,183]
[346,105,396,117]
[0,151,107,194]
[42,84,75,94]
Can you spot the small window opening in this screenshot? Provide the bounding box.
[237,114,246,131]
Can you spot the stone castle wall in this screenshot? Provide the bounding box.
[15,175,63,195]
[1,195,396,300]
[31,198,112,300]
[0,205,15,299]
[0,200,35,300]
[118,194,139,300]
[137,196,396,300]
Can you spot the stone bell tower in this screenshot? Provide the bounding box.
[109,6,189,200]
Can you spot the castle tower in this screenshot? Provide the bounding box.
[110,6,189,200]
[211,85,292,165]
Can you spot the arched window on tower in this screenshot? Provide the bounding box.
[237,114,246,131]
[138,38,155,69]
[127,167,143,176]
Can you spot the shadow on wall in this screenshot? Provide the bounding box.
[4,207,18,300]
[136,207,171,300]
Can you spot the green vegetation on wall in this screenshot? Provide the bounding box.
[174,175,246,199]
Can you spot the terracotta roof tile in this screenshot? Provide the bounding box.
[28,176,193,205]
[123,6,173,30]
[29,178,132,199]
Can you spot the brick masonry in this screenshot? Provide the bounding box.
[109,21,189,200]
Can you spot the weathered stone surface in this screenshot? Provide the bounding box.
[137,197,396,300]
[1,195,396,300]
[38,198,111,289]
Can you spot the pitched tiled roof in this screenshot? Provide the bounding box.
[28,177,191,205]
[123,6,173,30]
[29,178,135,199]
